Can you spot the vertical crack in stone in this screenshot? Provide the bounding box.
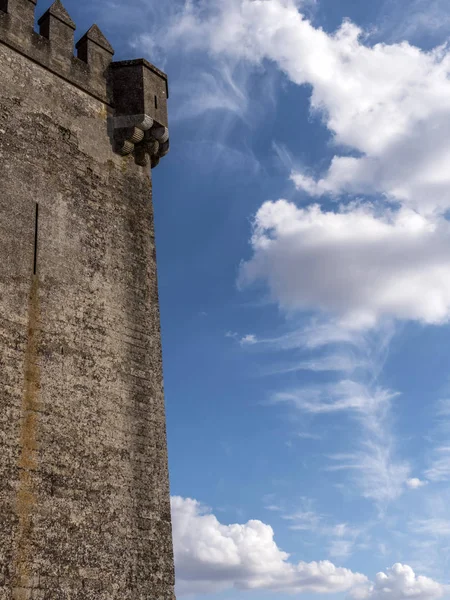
[13,274,41,599]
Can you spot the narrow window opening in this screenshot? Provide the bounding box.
[33,203,39,275]
[154,95,158,110]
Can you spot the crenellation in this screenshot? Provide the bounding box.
[0,0,37,27]
[76,24,114,73]
[0,0,112,104]
[38,0,75,58]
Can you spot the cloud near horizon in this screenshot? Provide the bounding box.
[171,495,367,595]
[171,496,445,599]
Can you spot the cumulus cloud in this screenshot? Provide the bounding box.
[171,496,368,596]
[239,200,450,328]
[163,0,450,217]
[354,563,446,600]
[121,0,450,331]
[171,497,445,599]
[149,0,450,331]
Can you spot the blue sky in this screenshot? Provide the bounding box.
[40,0,450,598]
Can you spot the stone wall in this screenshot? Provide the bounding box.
[0,1,175,598]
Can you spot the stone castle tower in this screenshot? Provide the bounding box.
[0,0,175,598]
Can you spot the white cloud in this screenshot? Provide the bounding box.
[283,505,362,561]
[116,0,450,332]
[171,497,445,599]
[163,0,450,217]
[167,65,249,121]
[354,563,446,600]
[153,0,450,331]
[283,508,323,531]
[325,448,410,505]
[240,321,368,352]
[406,478,427,489]
[171,496,368,596]
[240,334,258,346]
[275,495,365,562]
[226,331,259,346]
[239,200,450,328]
[264,504,284,512]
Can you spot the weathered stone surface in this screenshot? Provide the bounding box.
[0,1,175,598]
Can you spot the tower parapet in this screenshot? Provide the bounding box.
[0,0,170,167]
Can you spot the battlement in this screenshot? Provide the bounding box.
[0,0,170,167]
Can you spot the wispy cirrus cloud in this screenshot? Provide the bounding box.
[232,313,404,508]
[425,446,450,483]
[425,398,450,483]
[376,0,450,46]
[281,499,365,561]
[412,518,450,537]
[256,319,408,507]
[272,377,410,505]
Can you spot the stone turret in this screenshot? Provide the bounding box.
[0,0,175,598]
[112,59,170,168]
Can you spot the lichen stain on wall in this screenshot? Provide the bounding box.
[13,274,41,599]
